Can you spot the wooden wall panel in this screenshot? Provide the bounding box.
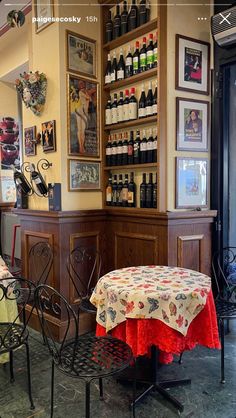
[177,235,204,271]
[115,232,158,268]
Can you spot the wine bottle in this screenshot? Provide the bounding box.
[153,173,157,208]
[105,53,112,84]
[146,128,153,163]
[111,51,117,83]
[30,163,48,195]
[122,132,128,165]
[146,0,151,22]
[152,80,158,115]
[111,93,118,125]
[146,81,153,116]
[117,91,124,123]
[128,130,134,164]
[123,89,130,121]
[153,33,158,68]
[117,174,123,206]
[112,174,118,206]
[117,133,123,166]
[128,0,138,31]
[105,96,112,125]
[153,127,157,162]
[106,174,113,206]
[128,172,136,207]
[133,130,141,164]
[138,83,146,118]
[121,1,128,36]
[122,174,129,207]
[140,37,147,72]
[140,173,147,208]
[140,129,147,164]
[12,165,31,195]
[129,87,138,120]
[146,33,154,70]
[106,135,112,166]
[117,48,125,81]
[139,0,147,25]
[125,45,133,78]
[113,4,121,39]
[133,41,140,75]
[111,133,117,166]
[146,172,153,208]
[105,10,113,43]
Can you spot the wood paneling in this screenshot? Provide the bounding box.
[177,234,204,271]
[115,232,158,268]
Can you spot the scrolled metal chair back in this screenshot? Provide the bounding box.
[212,246,236,298]
[28,241,53,286]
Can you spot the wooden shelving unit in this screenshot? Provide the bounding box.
[104,162,157,171]
[104,115,157,132]
[104,67,157,91]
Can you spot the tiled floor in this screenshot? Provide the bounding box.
[0,325,235,418]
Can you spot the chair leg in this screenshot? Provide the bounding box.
[226,319,230,334]
[51,360,55,418]
[99,378,103,399]
[220,319,225,384]
[85,381,90,418]
[25,343,35,410]
[9,350,14,383]
[179,352,183,365]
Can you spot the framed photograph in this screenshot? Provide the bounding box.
[67,31,96,79]
[42,120,56,152]
[68,160,101,191]
[176,157,208,209]
[34,0,54,33]
[68,75,99,157]
[176,34,210,95]
[24,126,36,156]
[176,98,209,151]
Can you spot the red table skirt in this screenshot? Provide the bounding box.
[96,290,221,364]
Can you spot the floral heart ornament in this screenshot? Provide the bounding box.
[15,71,47,116]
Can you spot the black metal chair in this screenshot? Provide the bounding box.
[0,277,35,410]
[66,246,101,314]
[35,284,135,418]
[27,241,53,286]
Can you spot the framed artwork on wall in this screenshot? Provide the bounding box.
[34,0,54,33]
[24,126,36,156]
[176,98,209,151]
[176,157,208,209]
[66,31,96,79]
[68,159,101,191]
[42,120,56,152]
[0,116,20,170]
[176,34,210,95]
[68,74,99,157]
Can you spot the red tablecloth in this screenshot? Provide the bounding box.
[96,290,220,364]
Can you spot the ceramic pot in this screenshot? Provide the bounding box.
[2,144,18,164]
[1,117,15,129]
[0,130,16,143]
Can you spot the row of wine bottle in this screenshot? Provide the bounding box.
[106,128,157,166]
[106,171,157,208]
[105,34,157,84]
[105,81,157,125]
[105,0,150,43]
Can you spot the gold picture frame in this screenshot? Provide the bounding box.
[68,159,101,191]
[34,0,54,34]
[66,30,97,79]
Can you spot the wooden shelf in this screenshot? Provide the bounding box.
[104,115,157,131]
[104,162,157,171]
[103,18,158,51]
[104,206,158,213]
[104,68,157,92]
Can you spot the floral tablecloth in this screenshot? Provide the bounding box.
[90,266,212,336]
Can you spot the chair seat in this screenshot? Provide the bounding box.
[0,323,28,352]
[215,298,236,319]
[59,336,133,378]
[80,298,97,314]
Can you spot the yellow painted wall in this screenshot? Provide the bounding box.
[0,82,18,117]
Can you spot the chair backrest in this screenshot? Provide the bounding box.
[212,246,236,297]
[0,277,36,353]
[28,242,53,286]
[35,284,79,371]
[66,246,101,300]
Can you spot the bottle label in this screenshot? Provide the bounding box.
[147,141,152,150]
[105,109,112,125]
[134,143,139,155]
[117,106,123,122]
[138,107,146,118]
[129,102,137,120]
[153,140,157,149]
[16,178,22,184]
[112,190,117,203]
[140,142,147,151]
[106,187,112,202]
[122,188,128,201]
[111,71,116,82]
[117,69,124,80]
[117,145,123,154]
[106,147,111,156]
[133,57,139,71]
[128,144,133,155]
[123,104,129,120]
[147,50,154,65]
[128,191,134,204]
[146,105,153,116]
[126,57,132,66]
[152,104,157,114]
[105,74,111,84]
[111,108,117,124]
[122,145,128,153]
[118,190,123,203]
[112,146,117,155]
[140,53,147,68]
[154,47,158,63]
[34,177,42,185]
[140,188,146,201]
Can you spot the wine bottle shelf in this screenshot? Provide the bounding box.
[104,115,157,131]
[104,68,158,92]
[104,162,157,171]
[103,18,158,51]
[104,206,158,213]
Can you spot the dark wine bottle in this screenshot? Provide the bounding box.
[140,37,147,72]
[117,174,123,206]
[113,4,121,39]
[153,127,157,162]
[152,80,158,115]
[128,0,138,31]
[111,133,117,166]
[117,133,123,166]
[133,130,141,164]
[129,87,138,120]
[111,93,118,125]
[122,132,128,165]
[111,51,117,83]
[117,48,125,81]
[128,172,136,207]
[121,1,128,35]
[146,81,153,116]
[140,173,147,208]
[140,129,147,164]
[106,134,112,166]
[139,0,147,25]
[112,174,118,206]
[153,33,158,68]
[117,91,124,123]
[106,174,113,206]
[123,89,130,121]
[133,41,140,75]
[128,130,134,164]
[125,45,133,78]
[146,33,154,70]
[30,163,48,195]
[122,174,129,207]
[105,95,112,125]
[153,173,157,208]
[146,128,153,163]
[105,53,112,85]
[105,10,113,43]
[138,83,146,119]
[146,0,150,21]
[146,172,153,208]
[12,165,31,195]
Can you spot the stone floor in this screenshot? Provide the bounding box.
[0,325,235,418]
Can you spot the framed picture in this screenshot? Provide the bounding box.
[67,31,96,79]
[42,120,56,152]
[68,75,99,157]
[176,98,209,151]
[24,126,36,156]
[176,157,208,209]
[34,0,54,33]
[176,34,210,95]
[68,160,101,191]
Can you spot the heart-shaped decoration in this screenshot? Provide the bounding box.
[15,71,47,116]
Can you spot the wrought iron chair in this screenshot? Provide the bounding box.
[0,277,35,410]
[35,284,135,418]
[27,241,53,286]
[66,246,101,314]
